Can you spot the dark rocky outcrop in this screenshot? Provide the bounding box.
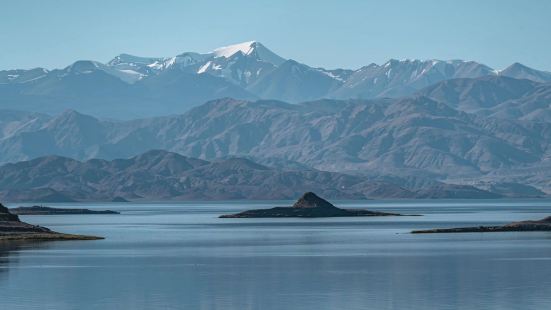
[412,216,551,233]
[10,206,119,215]
[219,192,402,218]
[0,204,19,221]
[0,203,102,240]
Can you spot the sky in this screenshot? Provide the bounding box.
[1,0,551,71]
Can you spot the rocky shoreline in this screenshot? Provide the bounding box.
[0,204,103,241]
[0,232,103,241]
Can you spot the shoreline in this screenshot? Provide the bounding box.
[0,232,104,241]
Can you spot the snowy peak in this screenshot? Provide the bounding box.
[170,52,211,69]
[95,41,287,86]
[211,41,286,66]
[124,41,286,76]
[213,41,258,58]
[108,54,162,66]
[188,41,285,87]
[107,54,165,79]
[61,60,145,84]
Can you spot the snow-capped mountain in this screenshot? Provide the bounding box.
[107,53,165,77]
[0,67,49,83]
[211,41,285,65]
[104,41,286,87]
[331,59,496,99]
[196,44,279,87]
[1,40,551,118]
[59,60,147,84]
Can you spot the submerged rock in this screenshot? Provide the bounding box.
[220,192,402,218]
[412,216,551,233]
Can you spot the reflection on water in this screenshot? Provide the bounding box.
[0,199,551,310]
[0,241,51,280]
[0,242,20,280]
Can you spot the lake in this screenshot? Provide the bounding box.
[1,199,551,310]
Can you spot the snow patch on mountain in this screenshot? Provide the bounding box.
[213,41,257,58]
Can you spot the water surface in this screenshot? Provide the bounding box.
[1,199,551,309]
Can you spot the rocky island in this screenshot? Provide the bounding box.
[412,216,551,233]
[220,192,403,218]
[0,203,102,241]
[10,206,120,215]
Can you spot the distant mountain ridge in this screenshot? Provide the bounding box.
[2,41,551,118]
[0,150,508,202]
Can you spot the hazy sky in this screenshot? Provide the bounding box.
[1,0,550,70]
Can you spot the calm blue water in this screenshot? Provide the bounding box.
[1,199,551,310]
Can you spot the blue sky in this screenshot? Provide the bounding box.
[1,0,550,70]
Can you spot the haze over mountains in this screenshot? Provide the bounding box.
[1,41,550,199]
[1,41,551,118]
[0,94,549,196]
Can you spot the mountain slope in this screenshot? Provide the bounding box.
[487,82,551,122]
[499,63,551,83]
[418,76,551,122]
[247,60,343,102]
[418,76,540,113]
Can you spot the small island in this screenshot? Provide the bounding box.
[0,203,103,241]
[10,206,120,215]
[220,192,403,218]
[412,216,551,233]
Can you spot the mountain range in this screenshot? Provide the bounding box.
[0,149,515,202]
[2,41,551,118]
[1,41,550,199]
[0,87,549,195]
